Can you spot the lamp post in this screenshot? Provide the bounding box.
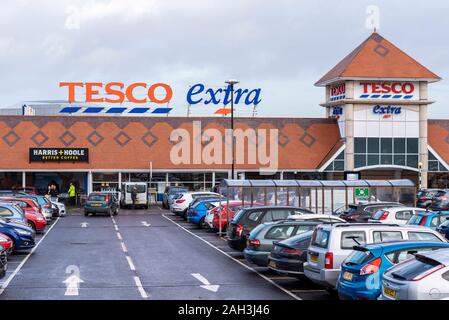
[418,162,423,191]
[225,79,239,180]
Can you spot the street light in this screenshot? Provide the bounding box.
[225,79,239,180]
[418,162,423,191]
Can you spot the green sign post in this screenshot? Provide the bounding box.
[355,187,369,200]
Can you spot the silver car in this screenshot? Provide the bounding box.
[382,249,449,300]
[51,200,66,217]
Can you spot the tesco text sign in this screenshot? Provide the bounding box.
[355,81,418,100]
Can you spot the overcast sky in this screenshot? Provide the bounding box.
[1,0,448,118]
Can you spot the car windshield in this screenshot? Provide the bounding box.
[345,249,374,265]
[441,220,449,227]
[345,205,358,215]
[311,229,330,248]
[389,255,442,281]
[88,195,107,202]
[126,185,146,193]
[169,188,187,194]
[0,207,14,217]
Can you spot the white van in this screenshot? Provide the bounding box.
[120,182,149,209]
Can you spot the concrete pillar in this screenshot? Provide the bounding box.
[87,171,93,194]
[22,172,26,188]
[419,82,428,188]
[345,103,355,171]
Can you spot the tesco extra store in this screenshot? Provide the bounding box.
[0,32,448,200]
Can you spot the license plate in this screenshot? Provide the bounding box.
[343,272,353,281]
[384,287,397,299]
[268,260,276,268]
[310,255,319,263]
[92,203,102,206]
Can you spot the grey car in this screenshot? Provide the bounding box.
[382,248,449,300]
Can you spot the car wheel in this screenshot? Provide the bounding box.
[199,217,206,229]
[84,212,89,217]
[27,221,36,232]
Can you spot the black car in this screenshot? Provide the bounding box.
[429,190,449,211]
[227,206,313,251]
[0,247,6,279]
[339,202,404,222]
[417,189,446,208]
[267,230,313,278]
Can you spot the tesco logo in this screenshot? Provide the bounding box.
[360,82,415,94]
[373,105,402,118]
[331,83,346,97]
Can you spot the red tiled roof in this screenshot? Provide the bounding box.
[316,32,440,86]
[428,120,449,165]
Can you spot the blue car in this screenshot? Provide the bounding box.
[338,241,449,300]
[187,199,221,227]
[0,203,27,224]
[0,218,35,251]
[407,211,449,229]
[437,219,449,240]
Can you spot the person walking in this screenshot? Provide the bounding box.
[131,185,138,210]
[68,182,76,206]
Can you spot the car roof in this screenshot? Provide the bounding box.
[318,223,438,231]
[380,207,424,212]
[416,248,449,265]
[360,241,449,252]
[288,214,346,222]
[416,211,449,216]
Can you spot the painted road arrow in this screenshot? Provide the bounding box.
[191,273,220,292]
[141,221,151,227]
[80,222,88,228]
[63,265,84,296]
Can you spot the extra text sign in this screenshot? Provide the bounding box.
[29,148,89,162]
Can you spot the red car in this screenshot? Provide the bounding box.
[212,201,255,231]
[0,232,13,254]
[0,197,47,232]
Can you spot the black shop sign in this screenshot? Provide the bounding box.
[29,148,89,163]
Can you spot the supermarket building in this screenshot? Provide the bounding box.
[0,32,449,197]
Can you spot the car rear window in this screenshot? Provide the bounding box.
[265,225,296,240]
[373,231,403,243]
[311,229,330,249]
[408,232,442,242]
[345,249,374,265]
[88,195,107,202]
[389,255,442,281]
[126,185,146,193]
[371,209,386,220]
[0,207,13,217]
[408,215,424,225]
[341,231,366,249]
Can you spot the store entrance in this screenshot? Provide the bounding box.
[359,169,418,185]
[25,172,87,196]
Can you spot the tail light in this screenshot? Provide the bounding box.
[420,216,429,226]
[325,252,333,269]
[360,257,382,275]
[175,199,185,204]
[235,224,244,237]
[248,239,260,247]
[105,197,109,204]
[281,247,301,255]
[45,203,51,208]
[379,211,390,221]
[191,210,198,216]
[412,265,444,281]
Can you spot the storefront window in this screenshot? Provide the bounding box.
[0,172,22,190]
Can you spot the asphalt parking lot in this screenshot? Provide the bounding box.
[0,207,335,300]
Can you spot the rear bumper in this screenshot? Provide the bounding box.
[187,215,202,224]
[243,249,269,267]
[337,278,380,300]
[85,206,110,213]
[303,263,340,288]
[268,256,304,275]
[227,238,246,251]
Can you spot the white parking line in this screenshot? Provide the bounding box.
[126,256,136,271]
[114,225,119,231]
[120,242,128,253]
[134,276,149,299]
[162,214,301,300]
[116,232,123,240]
[0,217,60,296]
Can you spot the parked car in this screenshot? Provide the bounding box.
[338,241,449,300]
[244,221,321,267]
[163,186,188,209]
[0,247,6,279]
[429,190,449,211]
[268,231,314,277]
[0,233,13,254]
[381,249,449,300]
[187,199,222,227]
[17,195,57,221]
[227,206,313,251]
[0,197,47,232]
[0,218,35,251]
[171,192,220,217]
[339,202,404,223]
[120,182,149,209]
[84,192,119,216]
[208,201,262,231]
[407,211,449,230]
[417,189,445,208]
[303,223,446,290]
[0,203,27,224]
[51,199,66,217]
[369,207,426,225]
[437,219,449,240]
